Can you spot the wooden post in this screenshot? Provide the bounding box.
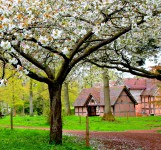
[11,76,14,130]
[10,107,13,130]
[79,115,81,125]
[126,111,129,121]
[86,116,89,147]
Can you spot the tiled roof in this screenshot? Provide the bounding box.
[73,87,100,106]
[123,78,146,90]
[74,86,137,107]
[100,86,126,106]
[74,78,161,107]
[123,78,161,96]
[129,90,144,103]
[141,86,159,96]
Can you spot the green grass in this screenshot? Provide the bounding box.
[0,115,160,150]
[63,115,161,131]
[0,128,92,150]
[0,115,49,127]
[0,115,161,131]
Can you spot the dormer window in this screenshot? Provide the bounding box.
[91,99,94,103]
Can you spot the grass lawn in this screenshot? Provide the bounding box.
[0,115,49,127]
[0,115,161,131]
[63,115,161,131]
[0,115,160,150]
[0,128,92,150]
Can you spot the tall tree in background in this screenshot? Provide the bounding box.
[102,70,115,121]
[29,78,34,116]
[0,71,25,113]
[63,82,71,115]
[0,0,160,144]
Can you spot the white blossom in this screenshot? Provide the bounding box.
[62,47,69,55]
[92,25,101,36]
[0,79,7,87]
[23,69,29,75]
[0,41,11,50]
[11,47,16,53]
[9,58,18,65]
[16,65,22,71]
[132,23,138,30]
[38,36,48,45]
[2,18,11,24]
[79,29,87,36]
[51,29,62,39]
[0,0,160,84]
[8,24,16,31]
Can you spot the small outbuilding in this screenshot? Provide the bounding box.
[74,86,137,117]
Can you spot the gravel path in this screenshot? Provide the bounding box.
[63,129,161,150]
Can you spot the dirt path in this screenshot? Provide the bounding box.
[64,130,161,150]
[1,126,161,150]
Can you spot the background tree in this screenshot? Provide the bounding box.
[0,70,25,115]
[29,78,34,116]
[63,80,79,112]
[102,69,115,121]
[63,82,71,116]
[24,79,49,116]
[0,0,160,144]
[72,64,117,90]
[35,82,48,116]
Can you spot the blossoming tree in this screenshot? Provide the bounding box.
[0,0,160,144]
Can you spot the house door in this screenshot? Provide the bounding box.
[88,106,96,116]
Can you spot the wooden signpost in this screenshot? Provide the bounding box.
[86,116,89,147]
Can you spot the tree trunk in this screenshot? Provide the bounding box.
[29,78,34,116]
[10,107,13,130]
[102,70,115,121]
[22,94,25,115]
[42,83,45,115]
[64,82,71,115]
[48,82,62,145]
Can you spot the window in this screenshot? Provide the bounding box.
[91,99,94,103]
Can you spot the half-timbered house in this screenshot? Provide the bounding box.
[112,78,161,116]
[74,86,137,117]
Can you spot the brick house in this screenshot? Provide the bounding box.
[121,78,161,116]
[74,86,137,117]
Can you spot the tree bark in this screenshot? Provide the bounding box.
[48,82,62,145]
[102,70,115,121]
[29,78,34,116]
[41,83,45,115]
[22,94,25,115]
[64,82,71,115]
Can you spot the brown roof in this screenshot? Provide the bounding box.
[74,78,161,107]
[129,90,144,103]
[118,78,161,97]
[100,86,137,106]
[123,78,146,90]
[74,86,137,107]
[141,86,159,96]
[100,86,122,105]
[73,87,100,106]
